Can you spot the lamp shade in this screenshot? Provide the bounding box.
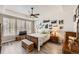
[51,26,60,36]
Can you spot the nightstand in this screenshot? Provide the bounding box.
[50,35,59,43]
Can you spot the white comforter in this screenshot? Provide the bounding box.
[28,33,50,51]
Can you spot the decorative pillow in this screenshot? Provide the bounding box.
[41,31,49,34]
[38,29,50,34]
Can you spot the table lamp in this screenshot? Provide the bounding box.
[51,26,60,36]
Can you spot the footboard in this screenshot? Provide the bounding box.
[27,35,38,48]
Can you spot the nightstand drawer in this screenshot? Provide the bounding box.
[50,36,59,43]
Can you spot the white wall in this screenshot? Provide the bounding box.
[33,5,77,32]
[62,5,76,32]
[3,5,29,14]
[0,5,34,21]
[33,5,63,32]
[73,6,78,32]
[0,5,77,32]
[33,5,63,20]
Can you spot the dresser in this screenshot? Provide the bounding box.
[62,32,77,54]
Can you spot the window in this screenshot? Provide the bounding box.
[26,21,32,33]
[3,17,9,36]
[3,17,16,36]
[3,17,33,36]
[16,19,26,35]
[9,18,16,35]
[21,20,26,31]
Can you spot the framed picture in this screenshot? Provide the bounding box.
[45,24,48,28]
[59,20,64,24]
[76,5,79,17]
[51,20,57,24]
[49,24,52,29]
[60,26,63,29]
[43,20,50,23]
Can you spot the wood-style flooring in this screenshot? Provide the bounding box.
[1,41,63,54]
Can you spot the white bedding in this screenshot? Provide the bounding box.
[28,33,50,51]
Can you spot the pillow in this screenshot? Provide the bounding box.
[37,29,50,34]
[41,31,48,34]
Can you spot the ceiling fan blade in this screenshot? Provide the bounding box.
[28,7,40,18]
[30,13,38,18]
[34,15,38,18]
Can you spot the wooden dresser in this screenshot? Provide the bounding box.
[62,32,79,54]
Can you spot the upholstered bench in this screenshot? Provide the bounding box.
[22,39,34,52]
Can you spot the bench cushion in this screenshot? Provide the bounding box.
[22,39,33,45]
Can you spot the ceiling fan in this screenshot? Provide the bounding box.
[30,7,40,18]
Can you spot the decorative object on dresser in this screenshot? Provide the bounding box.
[68,36,76,50]
[22,39,34,52]
[68,36,79,53]
[15,31,27,41]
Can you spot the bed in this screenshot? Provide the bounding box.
[27,33,50,51]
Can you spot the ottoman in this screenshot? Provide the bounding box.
[22,39,34,52]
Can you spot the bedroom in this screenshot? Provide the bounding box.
[0,5,78,54]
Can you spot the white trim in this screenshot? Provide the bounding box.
[0,9,36,22]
